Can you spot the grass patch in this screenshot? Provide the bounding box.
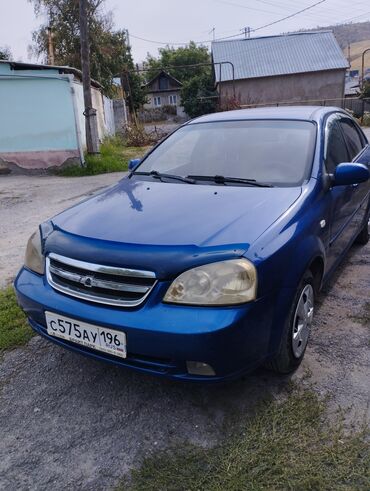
[57,137,151,177]
[0,287,34,352]
[124,389,369,491]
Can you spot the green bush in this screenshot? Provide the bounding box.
[0,287,34,352]
[57,137,149,177]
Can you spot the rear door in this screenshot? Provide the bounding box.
[325,114,356,270]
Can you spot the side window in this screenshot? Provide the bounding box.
[325,120,349,174]
[339,118,364,160]
[169,95,177,105]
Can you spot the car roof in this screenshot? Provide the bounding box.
[189,106,345,124]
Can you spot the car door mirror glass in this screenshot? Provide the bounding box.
[333,163,370,186]
[129,159,141,171]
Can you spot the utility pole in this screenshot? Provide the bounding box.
[209,27,216,41]
[79,0,100,154]
[347,42,351,68]
[121,67,138,126]
[360,47,370,124]
[361,47,370,90]
[47,26,55,65]
[242,27,251,39]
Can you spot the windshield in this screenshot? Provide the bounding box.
[135,120,316,186]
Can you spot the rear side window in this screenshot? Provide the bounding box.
[339,119,364,160]
[325,120,349,173]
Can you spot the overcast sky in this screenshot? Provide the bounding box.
[2,0,370,63]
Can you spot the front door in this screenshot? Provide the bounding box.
[325,114,358,271]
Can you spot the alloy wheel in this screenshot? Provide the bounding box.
[292,284,314,358]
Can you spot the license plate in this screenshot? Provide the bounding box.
[45,311,127,359]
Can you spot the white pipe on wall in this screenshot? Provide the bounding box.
[67,74,85,166]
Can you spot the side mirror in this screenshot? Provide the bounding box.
[332,163,369,186]
[129,158,141,171]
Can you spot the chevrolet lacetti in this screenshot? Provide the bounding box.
[14,107,370,382]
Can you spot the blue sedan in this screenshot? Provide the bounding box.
[14,107,370,382]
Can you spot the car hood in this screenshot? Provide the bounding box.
[52,178,301,249]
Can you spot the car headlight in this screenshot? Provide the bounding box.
[25,228,45,274]
[163,259,257,305]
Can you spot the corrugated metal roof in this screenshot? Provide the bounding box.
[212,31,349,83]
[144,70,183,88]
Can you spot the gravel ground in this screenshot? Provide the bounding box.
[0,154,369,490]
[0,172,126,287]
[144,122,182,135]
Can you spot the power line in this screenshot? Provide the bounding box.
[214,0,287,16]
[250,0,327,34]
[252,0,359,16]
[215,0,351,23]
[129,0,370,49]
[336,9,370,24]
[251,0,370,23]
[130,0,329,46]
[129,34,194,45]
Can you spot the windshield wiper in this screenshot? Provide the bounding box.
[134,170,196,184]
[187,175,274,188]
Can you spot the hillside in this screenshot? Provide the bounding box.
[346,39,370,71]
[296,21,370,72]
[324,21,370,48]
[327,22,370,71]
[296,21,370,46]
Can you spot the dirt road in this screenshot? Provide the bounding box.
[0,160,369,490]
[0,172,126,287]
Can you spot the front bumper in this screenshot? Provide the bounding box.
[14,267,275,382]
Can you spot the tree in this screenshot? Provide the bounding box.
[181,72,218,118]
[145,42,211,83]
[361,80,370,99]
[29,0,145,106]
[0,46,12,60]
[145,42,217,118]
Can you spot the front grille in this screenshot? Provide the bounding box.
[46,253,157,307]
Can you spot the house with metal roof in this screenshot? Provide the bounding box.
[212,31,349,107]
[143,70,186,117]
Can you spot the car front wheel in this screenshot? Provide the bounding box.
[267,271,315,374]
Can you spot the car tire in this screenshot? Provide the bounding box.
[266,271,315,374]
[355,215,369,245]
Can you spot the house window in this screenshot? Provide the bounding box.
[158,75,169,90]
[169,94,177,105]
[154,96,161,107]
